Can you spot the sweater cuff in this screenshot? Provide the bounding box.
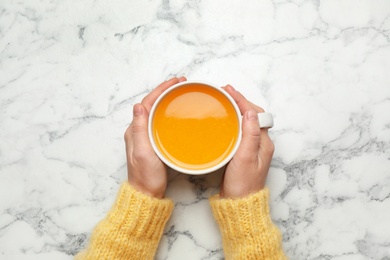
[209,188,285,259]
[76,182,174,260]
[106,182,174,240]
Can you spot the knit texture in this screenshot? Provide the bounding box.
[75,182,174,260]
[210,188,287,260]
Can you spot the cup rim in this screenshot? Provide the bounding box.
[148,81,242,175]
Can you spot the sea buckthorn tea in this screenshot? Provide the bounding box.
[149,82,242,174]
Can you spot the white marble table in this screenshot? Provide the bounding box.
[1,0,390,259]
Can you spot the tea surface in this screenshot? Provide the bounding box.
[152,84,239,170]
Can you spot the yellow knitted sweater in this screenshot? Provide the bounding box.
[75,182,286,259]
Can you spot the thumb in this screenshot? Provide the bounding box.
[132,103,151,150]
[236,110,261,159]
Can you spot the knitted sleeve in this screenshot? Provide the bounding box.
[75,182,174,260]
[209,188,287,260]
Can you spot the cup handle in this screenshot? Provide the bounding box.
[258,113,274,128]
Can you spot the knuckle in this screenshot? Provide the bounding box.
[235,152,257,165]
[250,125,261,137]
[131,123,143,134]
[244,122,261,138]
[124,126,132,141]
[133,148,152,162]
[265,139,275,155]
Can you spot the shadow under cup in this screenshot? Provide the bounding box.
[148,82,242,175]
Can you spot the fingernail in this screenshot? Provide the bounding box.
[247,110,258,121]
[133,104,143,117]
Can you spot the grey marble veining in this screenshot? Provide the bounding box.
[1,0,390,259]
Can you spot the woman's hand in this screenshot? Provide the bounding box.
[124,76,187,198]
[221,85,275,198]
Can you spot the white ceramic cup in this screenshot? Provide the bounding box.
[148,81,273,175]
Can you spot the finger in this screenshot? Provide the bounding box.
[131,103,152,152]
[223,85,273,158]
[142,77,184,112]
[178,76,187,82]
[224,85,265,114]
[224,84,269,127]
[235,109,261,163]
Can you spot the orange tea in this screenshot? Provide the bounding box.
[151,83,240,171]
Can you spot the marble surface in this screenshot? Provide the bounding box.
[1,0,390,259]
